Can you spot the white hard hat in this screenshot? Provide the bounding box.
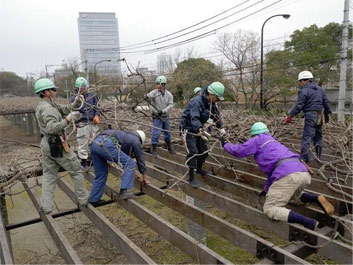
[298,71,313,81]
[136,130,145,144]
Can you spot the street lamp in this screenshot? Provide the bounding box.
[94,59,112,83]
[260,14,290,109]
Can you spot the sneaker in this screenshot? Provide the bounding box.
[117,190,138,200]
[80,159,90,170]
[188,179,204,188]
[90,200,105,207]
[318,195,334,215]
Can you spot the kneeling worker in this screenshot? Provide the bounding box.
[89,129,149,204]
[219,122,334,230]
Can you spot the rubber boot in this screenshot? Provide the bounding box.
[288,210,318,230]
[196,162,213,176]
[188,169,203,188]
[315,145,322,160]
[117,189,138,200]
[301,193,334,215]
[165,140,176,154]
[151,144,158,158]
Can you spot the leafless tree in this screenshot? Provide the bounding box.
[214,30,260,108]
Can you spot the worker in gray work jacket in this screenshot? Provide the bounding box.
[34,78,89,214]
[143,75,174,158]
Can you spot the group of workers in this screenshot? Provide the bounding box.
[33,69,334,230]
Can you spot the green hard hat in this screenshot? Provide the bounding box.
[34,78,56,94]
[208,81,225,100]
[155,75,167,84]
[194,87,201,94]
[251,122,269,136]
[75,77,89,88]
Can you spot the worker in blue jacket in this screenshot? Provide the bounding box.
[89,129,148,204]
[285,71,332,162]
[180,82,226,187]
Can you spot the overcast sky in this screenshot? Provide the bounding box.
[0,0,349,78]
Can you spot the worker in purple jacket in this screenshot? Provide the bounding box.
[219,122,334,230]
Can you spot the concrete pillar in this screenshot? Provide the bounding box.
[27,113,35,136]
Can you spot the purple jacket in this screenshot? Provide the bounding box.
[223,133,307,192]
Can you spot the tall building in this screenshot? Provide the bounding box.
[77,12,121,77]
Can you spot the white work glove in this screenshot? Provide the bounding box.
[206,118,214,126]
[72,95,84,110]
[199,129,211,142]
[219,128,226,136]
[65,111,82,123]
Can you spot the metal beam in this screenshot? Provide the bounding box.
[0,203,13,264]
[82,173,232,265]
[142,157,353,264]
[154,147,352,210]
[21,181,82,264]
[148,149,351,218]
[56,179,156,265]
[108,165,309,264]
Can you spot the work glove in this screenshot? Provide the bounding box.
[93,115,100,125]
[259,190,267,197]
[324,113,329,123]
[158,110,163,116]
[72,95,84,110]
[199,128,211,142]
[65,111,82,123]
[285,116,292,124]
[206,118,214,126]
[219,128,226,136]
[218,136,228,148]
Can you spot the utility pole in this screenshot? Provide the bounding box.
[337,0,350,121]
[45,64,49,78]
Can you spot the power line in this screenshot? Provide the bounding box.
[120,0,251,49]
[120,0,264,51]
[128,0,284,55]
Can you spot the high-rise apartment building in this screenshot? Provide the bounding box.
[77,12,121,77]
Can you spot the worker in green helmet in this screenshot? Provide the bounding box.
[34,78,89,214]
[179,82,226,188]
[194,87,202,96]
[219,122,334,230]
[71,77,100,169]
[143,75,174,158]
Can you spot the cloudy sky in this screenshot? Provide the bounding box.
[0,0,349,78]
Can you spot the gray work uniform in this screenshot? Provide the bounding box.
[145,89,174,116]
[35,99,89,213]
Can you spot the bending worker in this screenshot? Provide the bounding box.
[71,77,100,169]
[180,82,226,188]
[144,75,174,158]
[285,71,332,162]
[34,78,89,214]
[219,122,334,230]
[89,129,148,204]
